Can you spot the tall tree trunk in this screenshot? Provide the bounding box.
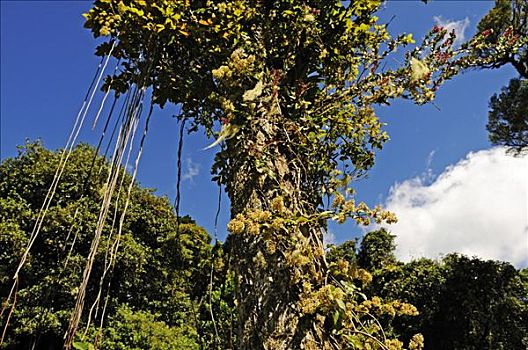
[224,114,330,349]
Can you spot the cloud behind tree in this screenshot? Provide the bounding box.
[383,147,527,268]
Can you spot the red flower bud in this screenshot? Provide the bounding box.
[481,29,492,37]
[432,25,443,33]
[442,39,452,48]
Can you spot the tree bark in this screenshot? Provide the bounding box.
[224,114,330,349]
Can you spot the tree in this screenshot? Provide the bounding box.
[434,255,528,349]
[475,0,527,78]
[358,229,397,272]
[486,78,528,155]
[370,254,528,349]
[369,258,446,347]
[327,239,358,266]
[90,305,198,350]
[78,1,525,348]
[0,142,211,349]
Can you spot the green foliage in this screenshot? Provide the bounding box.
[486,78,528,155]
[80,0,510,217]
[0,142,212,349]
[369,258,446,345]
[327,239,358,266]
[474,1,528,156]
[93,305,198,350]
[369,253,528,349]
[196,242,237,350]
[358,229,397,271]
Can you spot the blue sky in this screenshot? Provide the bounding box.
[1,1,526,266]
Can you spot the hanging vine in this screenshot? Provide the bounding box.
[1,46,116,346]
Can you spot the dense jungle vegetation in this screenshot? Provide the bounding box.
[1,143,526,349]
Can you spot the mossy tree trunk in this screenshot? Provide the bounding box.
[224,114,329,349]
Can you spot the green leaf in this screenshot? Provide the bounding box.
[72,341,93,350]
[333,310,340,325]
[336,298,346,311]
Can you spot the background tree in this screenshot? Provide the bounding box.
[362,242,528,349]
[326,239,358,267]
[89,305,199,350]
[486,78,528,155]
[436,255,528,349]
[0,142,214,349]
[195,241,238,350]
[357,229,397,272]
[368,258,446,347]
[79,1,524,348]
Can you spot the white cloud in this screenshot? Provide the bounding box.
[433,16,470,47]
[182,157,200,182]
[422,149,437,184]
[426,149,436,168]
[382,148,528,268]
